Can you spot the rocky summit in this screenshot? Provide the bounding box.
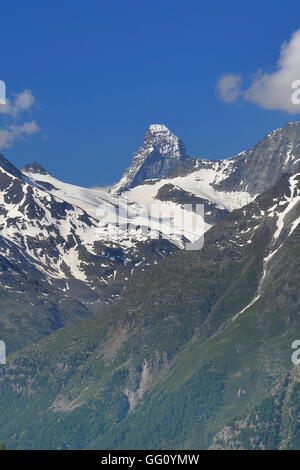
[111,124,188,193]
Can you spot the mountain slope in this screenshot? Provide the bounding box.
[210,368,300,450]
[0,154,178,352]
[215,122,300,196]
[171,122,300,198]
[1,171,300,449]
[22,163,206,245]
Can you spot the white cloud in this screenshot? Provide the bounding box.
[0,121,40,150]
[216,74,242,103]
[0,90,35,118]
[217,29,300,114]
[0,90,40,150]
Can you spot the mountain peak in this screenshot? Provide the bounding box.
[212,122,300,196]
[144,123,184,147]
[112,125,188,193]
[148,123,170,134]
[21,161,50,176]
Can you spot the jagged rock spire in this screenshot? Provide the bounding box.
[112,124,188,193]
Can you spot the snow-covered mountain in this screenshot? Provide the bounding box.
[22,163,203,246]
[111,122,300,226]
[22,122,300,252]
[0,154,177,306]
[170,122,300,196]
[111,124,188,194]
[3,120,300,300]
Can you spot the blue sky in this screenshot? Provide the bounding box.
[1,0,300,187]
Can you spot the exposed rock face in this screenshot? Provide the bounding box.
[169,122,300,199]
[112,124,188,193]
[21,162,49,176]
[214,122,300,196]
